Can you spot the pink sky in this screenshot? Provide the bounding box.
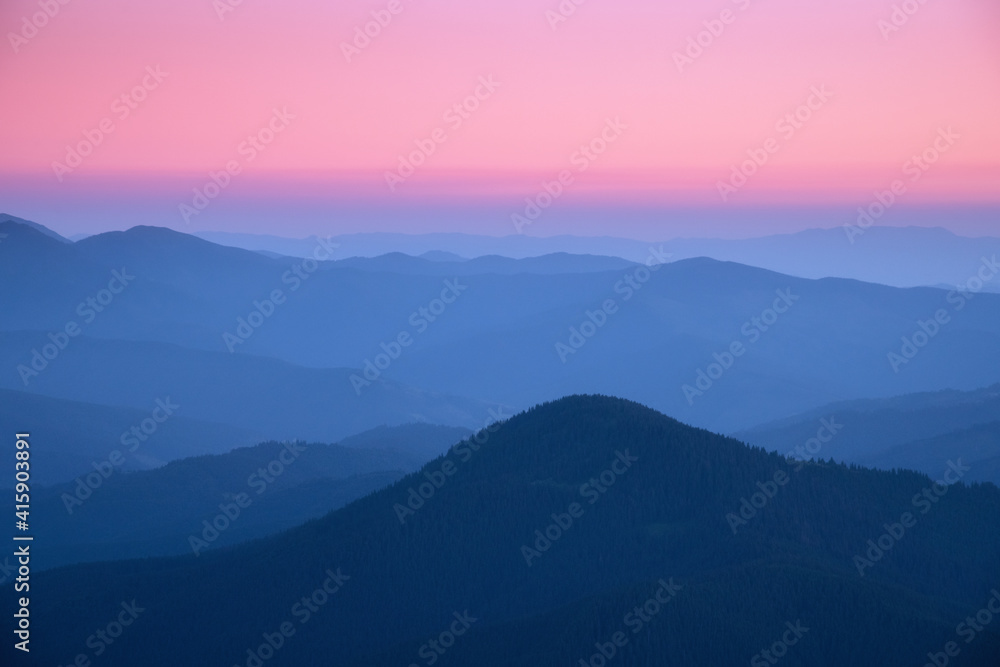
[1,0,998,236]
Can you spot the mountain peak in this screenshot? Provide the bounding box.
[27,391,1000,666]
[0,213,71,243]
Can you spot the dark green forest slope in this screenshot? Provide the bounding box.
[12,396,1000,666]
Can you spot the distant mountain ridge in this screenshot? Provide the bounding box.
[9,214,999,287]
[3,219,1000,434]
[736,384,1000,484]
[0,212,71,243]
[193,224,1000,288]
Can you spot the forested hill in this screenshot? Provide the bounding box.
[17,396,1000,666]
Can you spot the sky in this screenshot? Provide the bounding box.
[1,0,998,238]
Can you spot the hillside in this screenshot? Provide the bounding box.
[1,424,468,570]
[16,396,1000,666]
[0,333,496,442]
[0,389,263,485]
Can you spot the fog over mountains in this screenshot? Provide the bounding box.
[4,218,999,437]
[2,214,998,666]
